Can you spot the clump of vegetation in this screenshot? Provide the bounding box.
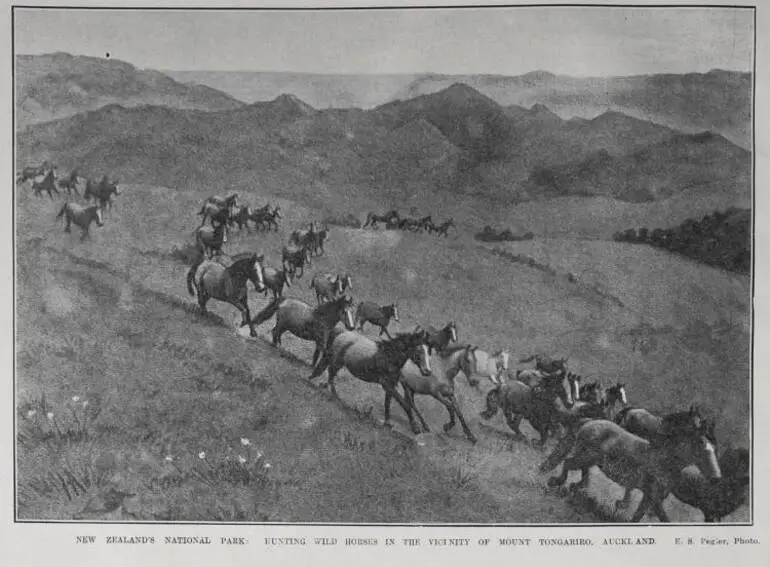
[613,208,750,274]
[323,213,362,229]
[475,225,534,242]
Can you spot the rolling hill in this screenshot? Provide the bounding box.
[166,68,751,148]
[523,131,751,203]
[16,52,244,129]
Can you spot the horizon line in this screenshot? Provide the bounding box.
[17,51,753,79]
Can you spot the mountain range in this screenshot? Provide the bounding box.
[168,68,752,149]
[17,70,751,214]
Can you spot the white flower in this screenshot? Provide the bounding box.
[198,451,206,460]
[238,455,247,464]
[46,412,54,420]
[164,455,174,463]
[26,409,36,418]
[240,437,251,446]
[72,396,80,403]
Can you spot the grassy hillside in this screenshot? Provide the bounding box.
[15,182,751,522]
[16,52,244,129]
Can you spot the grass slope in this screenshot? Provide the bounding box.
[15,183,750,523]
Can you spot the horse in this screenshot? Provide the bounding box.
[17,161,51,184]
[289,223,317,249]
[601,382,628,421]
[201,193,238,217]
[56,202,104,241]
[543,416,721,523]
[186,252,266,337]
[310,226,329,256]
[310,272,353,305]
[670,446,750,522]
[308,327,432,435]
[355,302,399,339]
[481,370,576,446]
[198,202,231,228]
[401,344,510,443]
[57,169,81,195]
[431,218,455,237]
[84,176,120,212]
[613,405,702,444]
[519,353,569,377]
[232,206,255,232]
[32,169,59,200]
[260,265,294,299]
[417,215,436,233]
[258,206,282,232]
[362,210,400,229]
[281,245,312,279]
[252,294,356,368]
[193,222,228,259]
[415,322,458,355]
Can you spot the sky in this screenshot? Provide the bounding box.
[14,7,754,76]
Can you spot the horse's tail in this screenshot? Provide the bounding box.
[186,261,201,297]
[55,202,67,219]
[252,297,285,326]
[539,428,577,474]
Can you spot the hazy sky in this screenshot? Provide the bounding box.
[14,7,754,76]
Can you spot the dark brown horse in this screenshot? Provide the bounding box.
[310,272,352,305]
[281,245,312,279]
[415,322,458,355]
[32,169,59,200]
[186,252,266,337]
[252,294,356,367]
[309,327,432,435]
[355,302,399,339]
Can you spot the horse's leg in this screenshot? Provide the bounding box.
[385,382,421,435]
[198,290,209,315]
[504,409,525,439]
[449,394,477,443]
[547,455,578,488]
[64,216,71,233]
[381,326,394,339]
[405,387,430,433]
[437,394,457,433]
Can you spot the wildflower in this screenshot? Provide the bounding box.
[198,452,206,460]
[238,455,247,464]
[240,437,251,446]
[72,395,80,403]
[26,409,36,418]
[164,455,174,463]
[46,412,54,421]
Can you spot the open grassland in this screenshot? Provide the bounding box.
[16,184,750,523]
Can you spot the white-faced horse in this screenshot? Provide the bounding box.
[56,202,104,240]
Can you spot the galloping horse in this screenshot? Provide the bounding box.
[355,302,399,339]
[252,294,356,368]
[17,161,52,184]
[186,252,266,337]
[543,415,721,522]
[310,272,352,304]
[308,327,432,435]
[671,446,750,522]
[481,370,576,446]
[56,202,104,240]
[362,210,400,229]
[415,322,458,355]
[57,169,81,195]
[84,176,120,212]
[193,222,228,259]
[401,344,509,443]
[260,264,294,299]
[430,218,456,238]
[32,169,59,200]
[281,245,312,279]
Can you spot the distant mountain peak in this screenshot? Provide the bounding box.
[520,70,556,82]
[270,93,315,115]
[529,103,560,118]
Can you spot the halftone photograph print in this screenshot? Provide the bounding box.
[13,5,753,524]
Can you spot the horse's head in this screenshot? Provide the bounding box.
[406,330,432,377]
[283,267,294,288]
[387,304,400,322]
[110,180,120,195]
[607,382,628,407]
[273,206,282,219]
[459,345,482,388]
[688,423,722,481]
[93,205,105,227]
[332,275,344,296]
[480,386,503,420]
[342,274,352,291]
[447,322,458,344]
[335,295,356,330]
[249,253,266,292]
[566,372,582,405]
